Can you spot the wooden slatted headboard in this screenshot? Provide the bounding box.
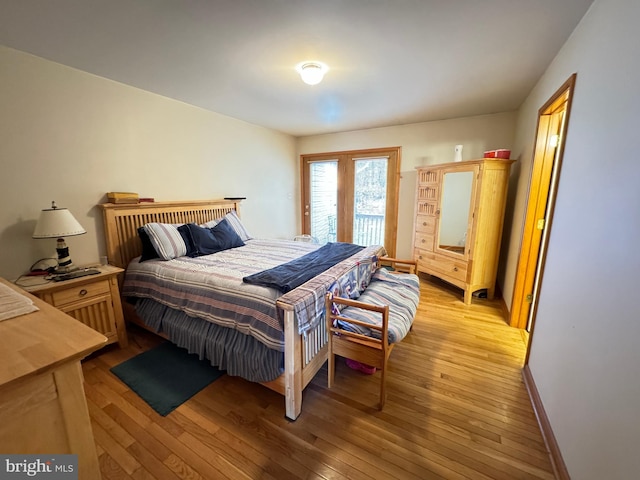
[100,199,242,268]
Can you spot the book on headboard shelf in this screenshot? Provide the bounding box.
[107,192,139,204]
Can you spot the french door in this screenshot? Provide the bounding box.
[301,147,400,256]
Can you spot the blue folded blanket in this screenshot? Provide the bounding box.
[243,242,364,293]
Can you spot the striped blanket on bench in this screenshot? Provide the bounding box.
[332,267,420,343]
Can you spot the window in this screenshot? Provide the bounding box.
[301,147,400,256]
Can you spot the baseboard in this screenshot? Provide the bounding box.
[499,295,510,324]
[494,283,511,324]
[522,365,571,480]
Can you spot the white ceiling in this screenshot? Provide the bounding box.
[0,0,594,137]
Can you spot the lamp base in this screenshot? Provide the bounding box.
[55,237,78,274]
[53,265,78,275]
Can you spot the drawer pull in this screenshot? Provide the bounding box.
[79,289,88,296]
[419,255,423,260]
[453,267,458,272]
[422,222,427,226]
[421,239,425,243]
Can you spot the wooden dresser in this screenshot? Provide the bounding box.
[413,159,513,304]
[23,264,128,348]
[0,277,106,478]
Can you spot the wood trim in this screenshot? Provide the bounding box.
[522,365,571,480]
[524,73,577,365]
[539,74,576,115]
[300,147,401,256]
[510,73,577,331]
[300,146,401,158]
[509,113,558,328]
[495,284,510,324]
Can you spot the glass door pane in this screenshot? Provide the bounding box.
[309,161,338,244]
[353,158,387,246]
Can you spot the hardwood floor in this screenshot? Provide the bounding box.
[83,275,554,479]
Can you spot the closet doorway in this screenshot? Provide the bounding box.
[300,147,400,257]
[510,75,576,358]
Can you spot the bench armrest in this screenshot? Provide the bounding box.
[379,257,417,274]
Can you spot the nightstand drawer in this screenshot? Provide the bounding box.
[50,280,111,307]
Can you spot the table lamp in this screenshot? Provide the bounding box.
[33,201,86,273]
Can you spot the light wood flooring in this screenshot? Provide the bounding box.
[82,275,554,479]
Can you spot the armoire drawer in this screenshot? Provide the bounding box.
[416,253,468,283]
[417,169,440,185]
[414,232,435,252]
[415,215,436,234]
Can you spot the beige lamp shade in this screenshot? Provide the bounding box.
[33,201,86,239]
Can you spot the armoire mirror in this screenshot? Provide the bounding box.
[438,170,474,255]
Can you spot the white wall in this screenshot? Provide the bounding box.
[297,113,516,258]
[509,0,640,477]
[0,47,297,280]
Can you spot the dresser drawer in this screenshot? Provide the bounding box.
[415,215,436,234]
[50,280,111,307]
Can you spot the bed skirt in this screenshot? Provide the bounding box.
[133,298,284,383]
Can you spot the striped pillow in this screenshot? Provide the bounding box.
[224,211,252,241]
[143,223,187,260]
[201,210,252,242]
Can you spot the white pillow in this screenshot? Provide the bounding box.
[143,223,187,260]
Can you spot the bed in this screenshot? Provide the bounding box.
[100,199,383,420]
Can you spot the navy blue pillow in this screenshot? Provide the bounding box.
[138,227,159,262]
[186,219,245,256]
[211,218,245,251]
[177,224,197,257]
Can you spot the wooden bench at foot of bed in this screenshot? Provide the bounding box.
[325,258,420,410]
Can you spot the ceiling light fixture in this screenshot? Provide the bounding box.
[296,61,328,86]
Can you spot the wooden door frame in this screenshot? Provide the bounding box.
[509,74,576,360]
[300,147,401,256]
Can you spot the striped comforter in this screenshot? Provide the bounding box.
[122,239,383,351]
[122,239,320,351]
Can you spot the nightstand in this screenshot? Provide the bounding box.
[22,264,128,348]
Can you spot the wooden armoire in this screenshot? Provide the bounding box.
[413,158,514,304]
